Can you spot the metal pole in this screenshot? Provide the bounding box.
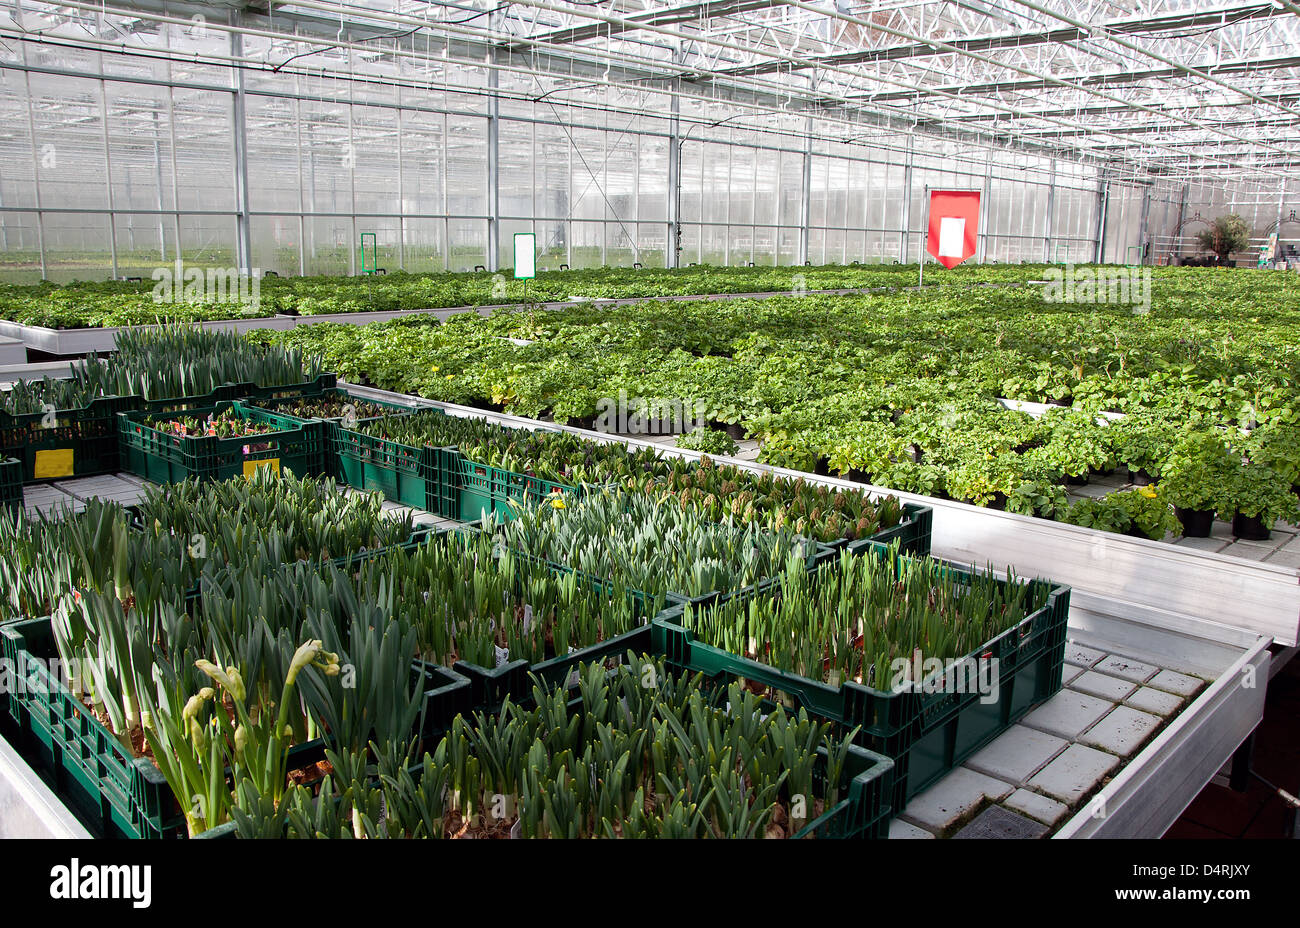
[798,110,812,266]
[918,186,927,287]
[486,43,500,273]
[98,79,119,279]
[1044,158,1057,262]
[230,16,252,275]
[666,87,681,269]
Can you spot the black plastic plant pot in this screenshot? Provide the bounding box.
[1129,467,1155,487]
[1231,512,1271,541]
[705,419,746,441]
[1091,466,1116,479]
[566,414,598,431]
[1175,507,1215,538]
[1065,473,1090,486]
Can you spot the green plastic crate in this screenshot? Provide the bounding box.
[455,456,532,523]
[0,456,20,516]
[448,624,895,838]
[0,617,184,839]
[0,394,141,484]
[246,389,418,483]
[650,546,1071,811]
[0,615,471,839]
[118,401,327,484]
[827,502,932,557]
[332,427,454,515]
[227,373,338,404]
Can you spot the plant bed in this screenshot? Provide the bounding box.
[630,458,923,550]
[0,615,470,839]
[119,401,328,484]
[430,659,893,839]
[194,657,895,840]
[650,544,1070,809]
[246,388,412,429]
[497,488,834,614]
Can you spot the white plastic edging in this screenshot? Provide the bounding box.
[0,734,93,838]
[0,315,297,355]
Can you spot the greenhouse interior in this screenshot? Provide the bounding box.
[0,0,1296,873]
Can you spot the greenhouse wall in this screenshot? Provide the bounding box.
[0,2,1286,283]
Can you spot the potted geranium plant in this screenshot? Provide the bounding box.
[1220,461,1300,541]
[1110,413,1178,486]
[1159,434,1238,537]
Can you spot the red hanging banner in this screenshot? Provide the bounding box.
[926,190,981,269]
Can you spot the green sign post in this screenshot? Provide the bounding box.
[360,232,377,274]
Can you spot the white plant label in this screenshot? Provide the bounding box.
[938,217,966,258]
[522,603,534,633]
[494,645,510,668]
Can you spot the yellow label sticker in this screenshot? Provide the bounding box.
[244,458,281,478]
[33,448,75,480]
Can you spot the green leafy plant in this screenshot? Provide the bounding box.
[682,544,1048,691]
[675,426,739,457]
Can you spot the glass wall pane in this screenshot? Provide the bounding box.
[448,219,488,272]
[0,212,44,283]
[403,219,446,273]
[41,212,111,282]
[250,215,300,277]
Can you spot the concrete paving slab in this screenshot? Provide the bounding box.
[1021,689,1116,740]
[1003,789,1070,827]
[1123,686,1184,717]
[887,819,935,839]
[900,767,1014,833]
[1069,670,1138,702]
[965,725,1068,785]
[1172,536,1230,554]
[1093,655,1158,683]
[1027,743,1121,806]
[1065,643,1106,667]
[1079,705,1162,758]
[1148,669,1204,697]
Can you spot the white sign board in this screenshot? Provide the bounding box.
[938,217,966,259]
[514,233,536,280]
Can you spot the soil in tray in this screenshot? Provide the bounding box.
[144,409,277,440]
[276,397,392,420]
